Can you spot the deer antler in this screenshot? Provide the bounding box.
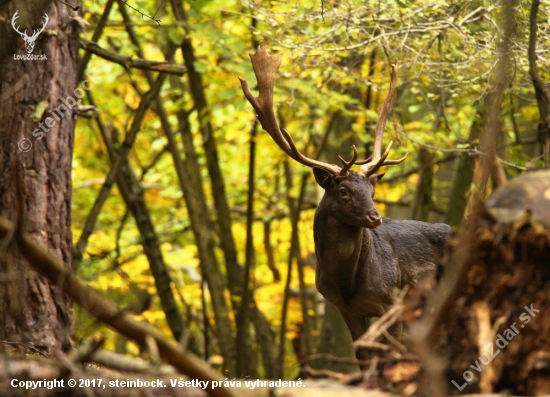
[240,47,348,176]
[338,145,358,176]
[360,63,408,177]
[239,48,404,177]
[11,11,26,37]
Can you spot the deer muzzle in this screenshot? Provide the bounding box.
[365,210,382,228]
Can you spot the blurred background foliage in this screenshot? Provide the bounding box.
[72,0,549,378]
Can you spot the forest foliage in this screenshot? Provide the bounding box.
[71,0,550,378]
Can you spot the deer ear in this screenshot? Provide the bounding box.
[368,173,385,186]
[313,167,335,189]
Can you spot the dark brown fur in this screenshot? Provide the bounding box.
[313,168,450,346]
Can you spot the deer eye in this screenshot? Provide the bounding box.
[339,188,348,198]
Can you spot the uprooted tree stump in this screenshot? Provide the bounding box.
[402,169,550,396]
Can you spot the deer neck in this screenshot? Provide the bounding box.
[313,208,375,289]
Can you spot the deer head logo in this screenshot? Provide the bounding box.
[11,11,49,54]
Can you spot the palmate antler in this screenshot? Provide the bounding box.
[239,47,406,177]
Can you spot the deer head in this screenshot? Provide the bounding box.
[239,47,407,229]
[12,11,49,54]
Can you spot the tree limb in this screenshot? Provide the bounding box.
[80,38,186,76]
[0,216,235,397]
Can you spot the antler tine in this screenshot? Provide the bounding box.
[239,47,342,175]
[354,152,374,165]
[359,64,408,176]
[338,146,358,176]
[360,141,409,176]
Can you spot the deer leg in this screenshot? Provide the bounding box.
[386,320,403,345]
[340,310,369,367]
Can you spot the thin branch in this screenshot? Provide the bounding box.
[403,132,527,170]
[0,341,47,356]
[120,0,162,27]
[72,76,165,270]
[56,0,80,11]
[80,38,185,75]
[78,0,115,79]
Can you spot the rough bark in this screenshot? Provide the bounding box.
[441,213,550,395]
[0,1,79,354]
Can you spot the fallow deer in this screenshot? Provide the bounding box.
[239,48,450,360]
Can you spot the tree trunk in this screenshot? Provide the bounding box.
[411,147,434,222]
[0,1,80,354]
[236,121,258,377]
[444,109,483,227]
[88,73,186,342]
[174,6,243,300]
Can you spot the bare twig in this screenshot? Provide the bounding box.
[354,288,407,349]
[78,0,116,79]
[68,333,104,364]
[119,0,162,27]
[0,341,47,356]
[89,349,176,374]
[55,352,97,397]
[56,0,80,11]
[300,352,419,368]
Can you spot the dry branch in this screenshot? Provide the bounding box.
[0,216,235,397]
[80,38,185,75]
